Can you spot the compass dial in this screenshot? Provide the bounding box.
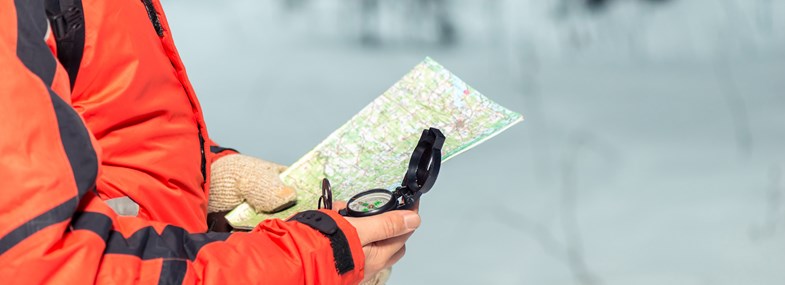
[349,192,392,213]
[345,189,398,217]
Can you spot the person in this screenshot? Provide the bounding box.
[0,0,418,284]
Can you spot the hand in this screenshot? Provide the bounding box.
[208,154,296,214]
[337,202,421,282]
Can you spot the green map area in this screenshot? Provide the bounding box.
[226,57,523,229]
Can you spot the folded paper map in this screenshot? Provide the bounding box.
[226,57,523,229]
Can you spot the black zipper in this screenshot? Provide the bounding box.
[140,0,164,37]
[140,0,205,180]
[198,126,206,180]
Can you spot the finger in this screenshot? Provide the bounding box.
[411,200,420,213]
[349,210,420,245]
[363,236,407,273]
[360,268,393,285]
[365,231,411,255]
[363,232,412,273]
[383,245,407,269]
[252,157,288,174]
[266,161,288,174]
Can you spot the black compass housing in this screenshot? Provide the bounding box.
[338,127,446,217]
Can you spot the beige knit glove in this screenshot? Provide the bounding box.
[208,154,296,214]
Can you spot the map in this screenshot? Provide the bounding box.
[226,57,523,229]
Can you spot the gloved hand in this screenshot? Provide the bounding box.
[208,154,393,285]
[207,154,296,230]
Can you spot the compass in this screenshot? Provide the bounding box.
[319,127,446,217]
[345,189,397,217]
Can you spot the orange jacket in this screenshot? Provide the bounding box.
[0,0,365,284]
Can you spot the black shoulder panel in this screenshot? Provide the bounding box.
[45,0,86,89]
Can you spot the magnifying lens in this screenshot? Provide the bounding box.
[319,127,445,217]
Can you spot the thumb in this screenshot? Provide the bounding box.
[332,201,348,211]
[268,162,288,174]
[348,210,421,245]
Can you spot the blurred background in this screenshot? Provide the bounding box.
[163,0,784,284]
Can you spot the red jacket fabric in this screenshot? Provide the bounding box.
[0,0,365,284]
[71,0,224,233]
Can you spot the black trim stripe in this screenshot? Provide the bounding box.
[288,211,355,274]
[71,212,231,261]
[0,0,99,256]
[328,229,354,274]
[209,145,238,154]
[71,211,231,285]
[158,260,187,285]
[105,226,231,260]
[14,0,98,200]
[70,211,113,241]
[0,197,78,255]
[49,88,99,199]
[15,0,56,85]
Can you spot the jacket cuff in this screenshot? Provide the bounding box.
[209,145,239,160]
[287,209,365,284]
[321,209,365,280]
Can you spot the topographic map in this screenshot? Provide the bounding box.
[226,57,523,229]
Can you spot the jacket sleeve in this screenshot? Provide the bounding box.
[0,3,365,284]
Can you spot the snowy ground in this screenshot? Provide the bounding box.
[164,1,784,284]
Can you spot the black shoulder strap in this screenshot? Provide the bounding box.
[45,0,85,90]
